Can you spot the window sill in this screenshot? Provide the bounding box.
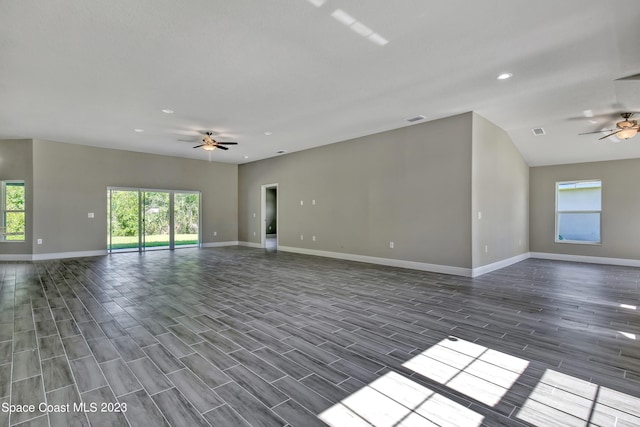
[554,240,601,246]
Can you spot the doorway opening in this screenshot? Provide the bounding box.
[261,184,278,251]
[107,187,201,253]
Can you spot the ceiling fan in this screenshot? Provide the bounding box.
[182,132,238,151]
[580,113,639,140]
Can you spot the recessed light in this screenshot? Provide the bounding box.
[276,150,286,154]
[161,109,174,114]
[497,73,512,80]
[243,155,249,159]
[264,131,273,136]
[133,128,144,133]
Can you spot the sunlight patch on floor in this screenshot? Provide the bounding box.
[402,336,528,406]
[319,336,640,427]
[517,369,640,426]
[319,370,483,427]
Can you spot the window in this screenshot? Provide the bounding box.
[555,180,601,244]
[1,180,26,242]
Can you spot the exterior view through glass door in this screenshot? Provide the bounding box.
[143,191,170,250]
[108,189,140,251]
[174,192,200,247]
[108,188,200,252]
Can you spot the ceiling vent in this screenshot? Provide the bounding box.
[532,127,546,136]
[406,115,425,123]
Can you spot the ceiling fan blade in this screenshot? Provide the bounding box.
[193,144,205,148]
[214,145,229,150]
[598,130,621,140]
[216,142,238,145]
[579,129,616,135]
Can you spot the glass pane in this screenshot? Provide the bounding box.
[5,183,25,210]
[109,190,140,251]
[174,192,199,247]
[5,212,25,241]
[557,181,601,211]
[557,213,600,242]
[143,192,170,250]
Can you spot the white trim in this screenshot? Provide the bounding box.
[201,241,239,248]
[32,250,108,261]
[278,245,473,276]
[238,241,263,249]
[530,252,640,268]
[471,252,530,277]
[261,183,278,249]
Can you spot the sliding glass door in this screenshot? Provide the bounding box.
[143,191,170,250]
[108,188,200,253]
[174,192,200,247]
[108,189,140,251]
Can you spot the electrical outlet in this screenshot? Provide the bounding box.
[300,200,304,206]
[253,212,256,218]
[389,241,394,249]
[478,211,482,220]
[88,212,94,218]
[253,231,256,236]
[300,235,304,240]
[312,235,316,241]
[213,231,217,236]
[485,245,488,253]
[37,239,43,245]
[312,200,316,205]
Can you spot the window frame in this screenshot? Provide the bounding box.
[1,180,26,242]
[554,179,602,245]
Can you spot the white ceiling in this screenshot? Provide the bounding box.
[1,0,639,166]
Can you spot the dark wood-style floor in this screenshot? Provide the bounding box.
[0,247,639,426]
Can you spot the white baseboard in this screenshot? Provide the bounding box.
[31,250,108,261]
[277,245,473,277]
[201,241,239,248]
[238,241,263,249]
[530,252,640,268]
[471,252,531,277]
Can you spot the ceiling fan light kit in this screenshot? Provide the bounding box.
[618,127,638,140]
[580,112,640,141]
[189,131,239,152]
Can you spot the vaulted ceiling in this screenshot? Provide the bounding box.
[1,0,639,166]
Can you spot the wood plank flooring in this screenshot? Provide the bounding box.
[0,247,639,426]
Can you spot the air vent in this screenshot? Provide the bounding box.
[406,115,425,123]
[532,128,545,136]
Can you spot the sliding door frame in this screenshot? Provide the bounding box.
[108,186,202,253]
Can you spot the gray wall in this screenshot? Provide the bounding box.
[31,139,238,255]
[472,113,529,267]
[0,140,33,254]
[530,158,640,259]
[239,113,474,268]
